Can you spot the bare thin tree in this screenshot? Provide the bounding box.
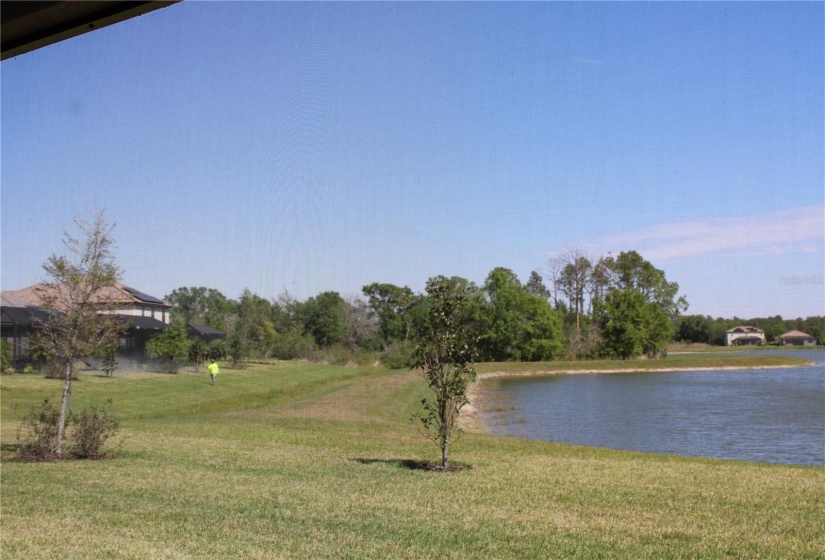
[548,247,594,337]
[29,211,125,456]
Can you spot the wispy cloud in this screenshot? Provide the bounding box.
[581,205,824,261]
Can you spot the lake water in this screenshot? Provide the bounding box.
[477,350,825,466]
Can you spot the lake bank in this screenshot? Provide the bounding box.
[472,352,813,376]
[476,362,814,379]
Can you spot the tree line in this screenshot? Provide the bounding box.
[156,249,825,368]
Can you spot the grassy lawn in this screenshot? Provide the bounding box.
[2,359,823,559]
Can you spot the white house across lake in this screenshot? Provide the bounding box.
[725,326,766,346]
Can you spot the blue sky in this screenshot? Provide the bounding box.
[2,2,823,319]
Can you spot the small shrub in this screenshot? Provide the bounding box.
[209,339,229,361]
[309,344,380,366]
[16,399,121,460]
[228,332,248,368]
[16,398,60,459]
[188,338,209,371]
[101,347,118,377]
[70,399,120,459]
[270,331,312,360]
[381,341,416,369]
[1,340,12,373]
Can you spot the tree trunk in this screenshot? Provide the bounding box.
[56,362,72,456]
[440,400,449,468]
[576,311,581,338]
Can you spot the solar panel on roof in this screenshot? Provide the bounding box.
[121,285,165,304]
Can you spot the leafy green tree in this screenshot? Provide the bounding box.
[302,291,348,348]
[519,300,566,361]
[28,211,125,456]
[380,340,416,369]
[588,252,686,358]
[227,330,249,367]
[253,320,278,358]
[208,339,229,360]
[165,286,234,331]
[411,276,480,469]
[800,316,824,344]
[270,330,312,360]
[481,268,563,361]
[708,317,735,346]
[597,289,673,359]
[101,345,118,377]
[271,290,303,333]
[146,317,190,373]
[267,290,312,359]
[362,283,418,348]
[603,251,688,318]
[234,289,275,357]
[188,338,209,370]
[746,315,787,343]
[676,315,713,344]
[525,270,550,300]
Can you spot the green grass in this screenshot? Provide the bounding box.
[2,360,823,559]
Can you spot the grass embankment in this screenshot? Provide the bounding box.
[2,359,823,559]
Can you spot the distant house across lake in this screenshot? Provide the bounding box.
[776,330,818,347]
[725,326,766,346]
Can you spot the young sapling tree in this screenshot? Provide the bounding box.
[411,276,479,469]
[28,211,125,456]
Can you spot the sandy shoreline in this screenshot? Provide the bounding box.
[460,364,817,431]
[475,364,812,379]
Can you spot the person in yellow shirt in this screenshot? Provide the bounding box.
[208,359,219,385]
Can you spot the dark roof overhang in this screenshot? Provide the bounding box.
[187,323,227,339]
[1,305,54,326]
[2,1,180,61]
[121,315,169,331]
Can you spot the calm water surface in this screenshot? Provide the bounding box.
[478,350,825,466]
